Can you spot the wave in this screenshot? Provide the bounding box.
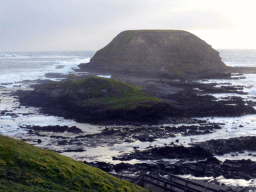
[0,57,91,87]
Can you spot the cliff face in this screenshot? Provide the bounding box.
[80,30,227,77]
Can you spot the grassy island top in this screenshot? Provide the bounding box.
[39,75,162,110]
[99,29,186,53]
[0,134,146,192]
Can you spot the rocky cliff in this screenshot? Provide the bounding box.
[80,30,227,77]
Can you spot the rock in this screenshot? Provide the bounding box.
[194,136,256,155]
[67,126,83,133]
[113,163,133,172]
[96,162,113,172]
[113,145,213,161]
[80,30,227,77]
[63,148,85,152]
[58,140,68,145]
[206,157,220,164]
[22,125,83,133]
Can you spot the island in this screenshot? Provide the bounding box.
[79,30,228,78]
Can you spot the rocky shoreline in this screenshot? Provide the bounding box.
[86,136,256,181]
[4,70,256,191]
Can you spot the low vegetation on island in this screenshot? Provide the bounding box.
[17,75,171,123]
[0,135,146,191]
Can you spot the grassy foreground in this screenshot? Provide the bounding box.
[0,135,146,192]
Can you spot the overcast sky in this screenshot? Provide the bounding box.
[0,0,255,52]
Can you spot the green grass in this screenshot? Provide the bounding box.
[0,134,147,192]
[100,29,185,55]
[67,76,162,109]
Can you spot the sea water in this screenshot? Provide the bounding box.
[0,51,99,135]
[1,49,256,187]
[0,51,94,87]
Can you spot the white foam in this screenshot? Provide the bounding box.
[97,75,111,78]
[180,174,256,187]
[0,57,91,87]
[54,57,90,75]
[216,176,256,187]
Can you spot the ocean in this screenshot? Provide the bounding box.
[1,49,256,187]
[0,51,95,135]
[0,51,95,87]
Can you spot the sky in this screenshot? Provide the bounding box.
[0,0,255,52]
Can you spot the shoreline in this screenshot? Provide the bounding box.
[2,68,256,190]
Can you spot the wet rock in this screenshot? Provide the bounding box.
[96,162,113,172]
[58,140,68,145]
[63,148,85,152]
[194,136,256,155]
[22,125,83,133]
[67,126,83,133]
[132,134,156,142]
[113,163,133,173]
[113,145,213,161]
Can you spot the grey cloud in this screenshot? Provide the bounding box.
[0,0,241,51]
[147,9,241,30]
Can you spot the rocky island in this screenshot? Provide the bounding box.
[15,31,256,124]
[79,30,228,78]
[16,75,174,124]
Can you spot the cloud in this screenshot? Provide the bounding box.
[146,8,241,30]
[0,0,247,51]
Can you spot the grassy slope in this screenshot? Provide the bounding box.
[0,135,146,192]
[72,76,161,109]
[43,76,162,110]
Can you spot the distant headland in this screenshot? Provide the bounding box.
[79,30,228,78]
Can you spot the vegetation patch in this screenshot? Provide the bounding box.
[44,76,162,110]
[76,76,160,109]
[0,134,146,192]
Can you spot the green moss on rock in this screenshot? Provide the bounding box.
[23,75,171,122]
[39,75,162,110]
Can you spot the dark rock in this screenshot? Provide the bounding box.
[113,163,133,172]
[21,125,83,133]
[194,136,256,155]
[96,162,113,172]
[63,148,85,152]
[114,145,213,161]
[67,126,83,133]
[58,140,68,145]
